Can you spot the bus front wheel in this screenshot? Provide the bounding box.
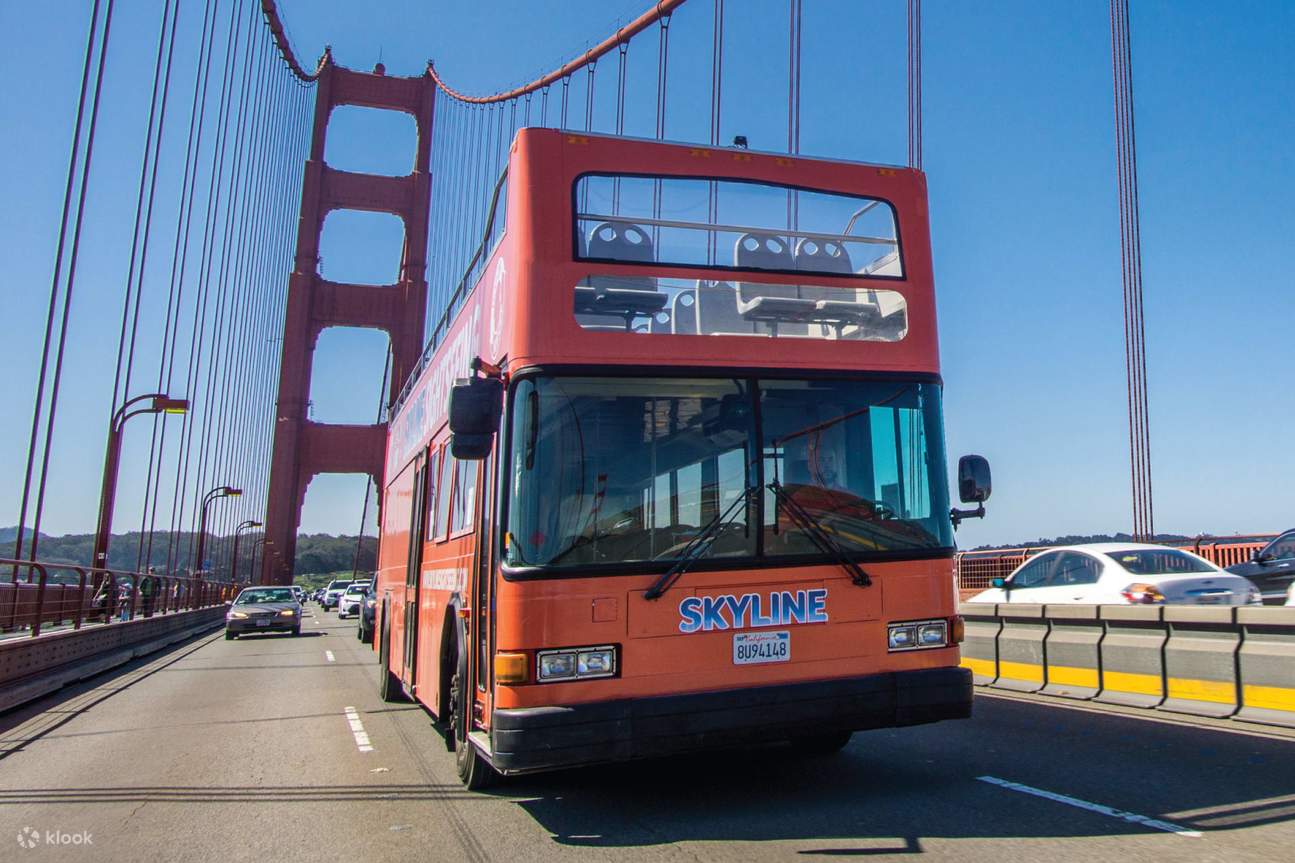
[449,636,496,790]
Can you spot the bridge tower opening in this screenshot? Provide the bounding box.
[261,61,435,585]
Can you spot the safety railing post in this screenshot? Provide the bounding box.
[72,566,87,630]
[30,563,50,638]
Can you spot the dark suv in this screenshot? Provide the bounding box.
[1227,531,1295,604]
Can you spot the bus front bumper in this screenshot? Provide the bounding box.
[489,666,971,774]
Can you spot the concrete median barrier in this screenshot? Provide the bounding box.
[1235,606,1295,729]
[1095,605,1165,709]
[1041,604,1102,700]
[958,602,1000,686]
[990,603,1047,693]
[1159,606,1241,719]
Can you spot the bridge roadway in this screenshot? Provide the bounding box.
[2,610,1293,863]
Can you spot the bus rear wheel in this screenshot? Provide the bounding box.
[377,608,407,703]
[449,639,496,790]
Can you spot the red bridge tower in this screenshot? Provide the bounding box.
[261,59,434,584]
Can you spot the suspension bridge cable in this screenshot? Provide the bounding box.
[425,0,688,104]
[15,0,115,567]
[1110,0,1153,540]
[126,0,185,570]
[12,0,106,574]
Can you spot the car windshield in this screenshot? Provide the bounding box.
[505,375,952,570]
[327,581,352,590]
[1106,549,1215,575]
[235,589,295,604]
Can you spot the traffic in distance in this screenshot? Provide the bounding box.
[361,129,994,789]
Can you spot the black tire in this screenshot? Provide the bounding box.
[788,730,853,756]
[449,631,496,790]
[292,627,301,637]
[361,622,373,644]
[225,630,236,641]
[377,605,407,703]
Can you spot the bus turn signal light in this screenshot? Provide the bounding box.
[951,615,965,644]
[494,652,528,684]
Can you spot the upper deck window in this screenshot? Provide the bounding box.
[574,174,902,278]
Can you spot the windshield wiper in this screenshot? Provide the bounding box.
[766,479,872,588]
[644,485,759,600]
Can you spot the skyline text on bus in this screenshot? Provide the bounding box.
[678,589,828,633]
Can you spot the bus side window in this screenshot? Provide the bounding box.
[434,446,454,542]
[450,457,479,537]
[424,450,439,545]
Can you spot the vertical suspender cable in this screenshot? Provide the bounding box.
[13,0,104,574]
[707,0,724,264]
[907,0,923,169]
[585,56,597,131]
[1110,0,1153,540]
[32,2,119,560]
[652,13,671,248]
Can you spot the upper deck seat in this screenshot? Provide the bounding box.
[582,221,667,330]
[671,289,698,335]
[793,238,881,335]
[733,233,813,335]
[696,280,755,335]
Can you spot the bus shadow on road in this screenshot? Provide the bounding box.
[497,715,1295,850]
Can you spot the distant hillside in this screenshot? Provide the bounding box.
[1,527,375,577]
[970,532,1195,552]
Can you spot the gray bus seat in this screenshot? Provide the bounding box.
[733,233,812,334]
[580,222,667,329]
[696,281,755,335]
[671,289,698,335]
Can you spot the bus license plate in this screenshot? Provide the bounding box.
[733,631,790,665]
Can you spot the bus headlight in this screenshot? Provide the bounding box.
[537,645,617,682]
[888,620,947,651]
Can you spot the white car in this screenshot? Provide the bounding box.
[968,543,1262,606]
[337,584,369,619]
[321,579,354,610]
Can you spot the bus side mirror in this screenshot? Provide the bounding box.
[958,455,992,503]
[950,455,991,529]
[449,376,503,461]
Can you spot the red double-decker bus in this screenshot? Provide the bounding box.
[374,128,991,788]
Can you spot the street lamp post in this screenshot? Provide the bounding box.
[250,537,267,585]
[92,394,189,571]
[193,486,242,582]
[230,520,262,585]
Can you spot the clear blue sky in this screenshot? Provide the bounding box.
[2,0,1292,548]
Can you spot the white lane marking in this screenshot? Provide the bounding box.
[325,650,335,662]
[977,776,1202,838]
[344,706,374,752]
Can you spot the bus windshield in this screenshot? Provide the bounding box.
[504,375,952,571]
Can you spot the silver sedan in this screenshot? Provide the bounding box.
[225,586,302,639]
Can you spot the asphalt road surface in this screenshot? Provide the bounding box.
[2,608,1293,862]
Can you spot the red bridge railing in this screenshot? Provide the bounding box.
[0,558,243,638]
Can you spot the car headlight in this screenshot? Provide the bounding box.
[1247,585,1263,605]
[537,645,617,682]
[228,611,248,619]
[279,609,296,617]
[888,620,947,651]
